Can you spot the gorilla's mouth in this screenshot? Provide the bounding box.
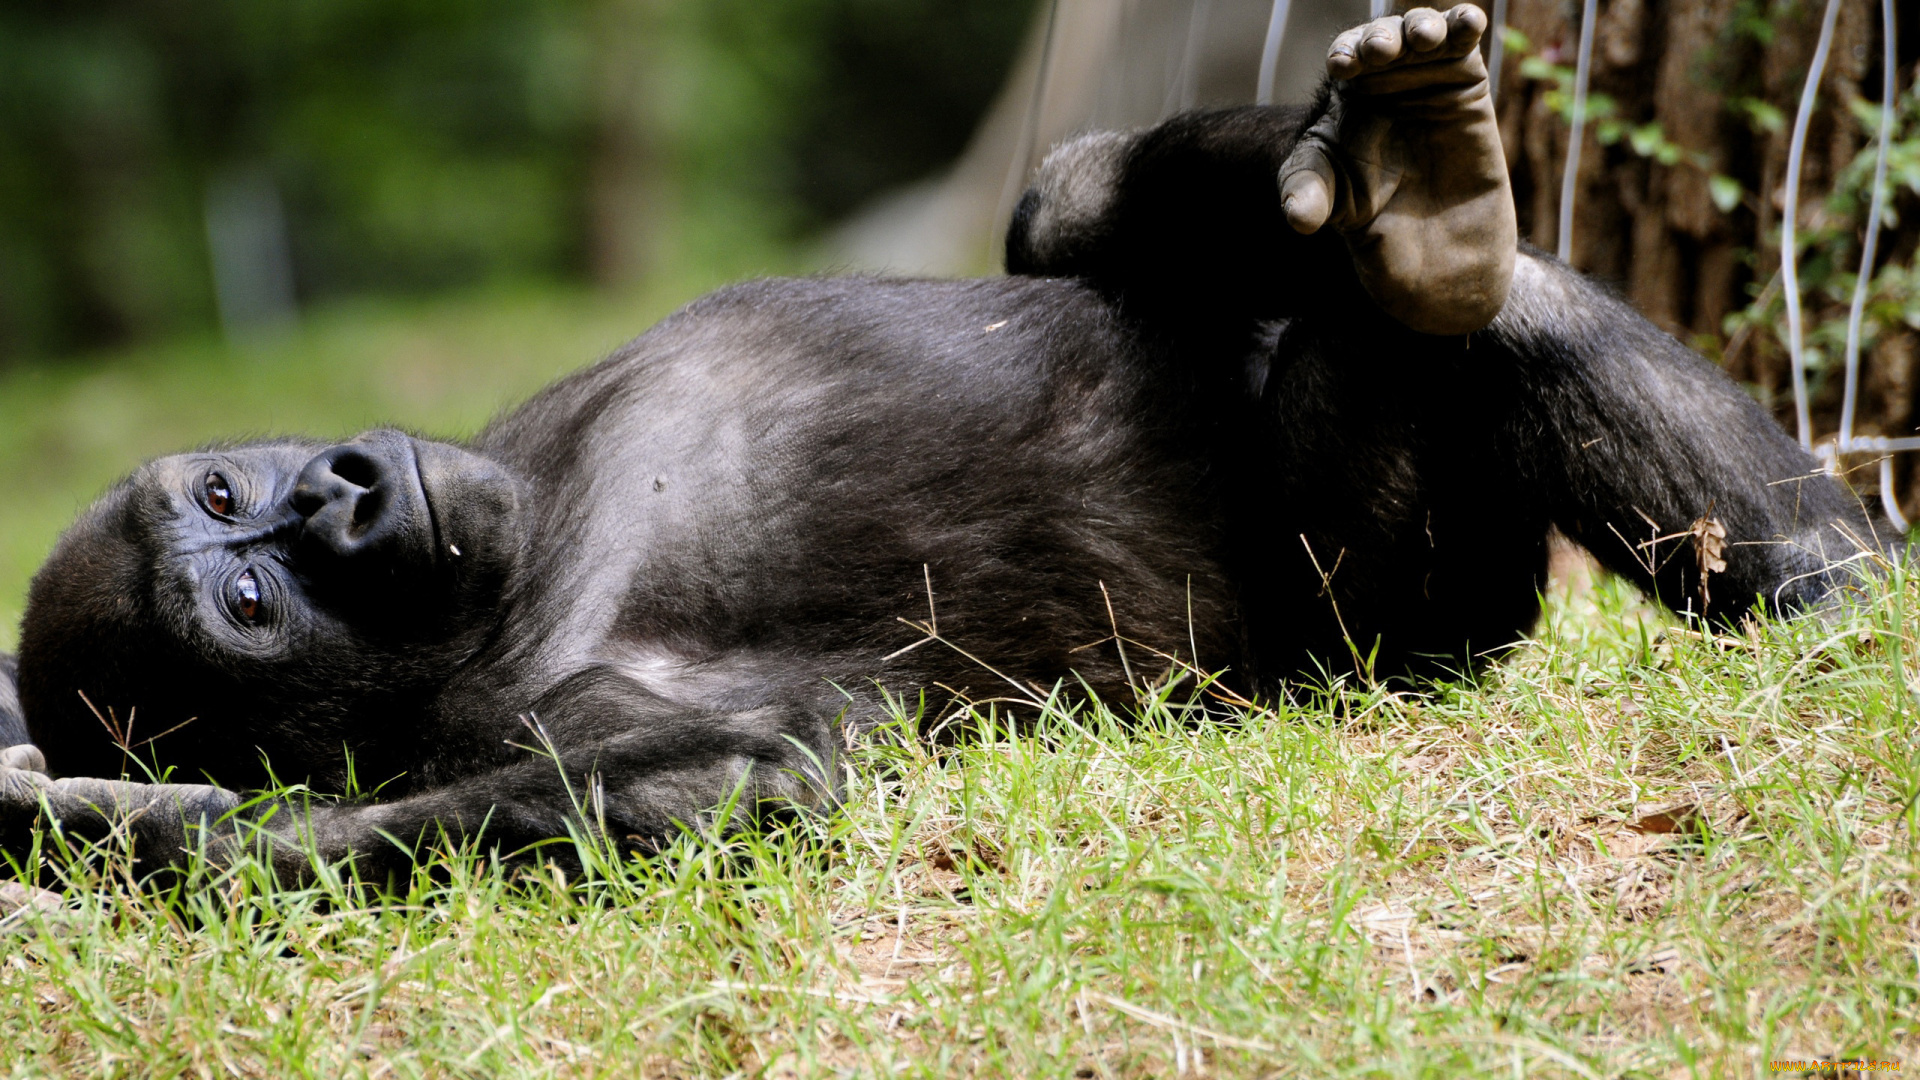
[403,437,447,569]
[403,436,526,607]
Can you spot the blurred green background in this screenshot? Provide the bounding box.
[0,0,1037,649]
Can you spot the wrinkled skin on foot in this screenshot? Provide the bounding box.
[1280,4,1516,335]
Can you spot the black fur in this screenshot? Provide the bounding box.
[0,103,1888,883]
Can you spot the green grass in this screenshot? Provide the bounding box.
[4,566,1919,1077]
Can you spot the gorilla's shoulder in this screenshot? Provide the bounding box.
[564,273,1134,392]
[657,273,1112,341]
[677,272,1091,309]
[476,273,1136,453]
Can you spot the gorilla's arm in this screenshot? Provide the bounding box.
[255,669,841,883]
[0,669,840,883]
[0,654,24,749]
[1492,251,1889,617]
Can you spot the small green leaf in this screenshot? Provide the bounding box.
[1709,174,1744,213]
[1628,123,1664,157]
[1847,96,1894,134]
[1733,97,1785,135]
[1501,26,1531,53]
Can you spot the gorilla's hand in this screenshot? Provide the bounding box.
[0,744,242,870]
[1280,4,1515,335]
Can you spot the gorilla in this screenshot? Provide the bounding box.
[0,7,1891,884]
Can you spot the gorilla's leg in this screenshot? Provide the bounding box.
[1229,316,1555,685]
[0,668,842,883]
[1280,4,1514,333]
[1489,251,1891,620]
[1008,5,1513,338]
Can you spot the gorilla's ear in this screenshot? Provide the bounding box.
[0,652,26,749]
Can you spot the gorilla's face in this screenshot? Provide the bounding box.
[148,431,521,651]
[15,432,524,784]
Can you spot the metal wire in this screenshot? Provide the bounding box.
[1556,0,1597,263]
[1781,0,1844,450]
[1256,0,1292,106]
[1839,0,1899,450]
[1371,0,1389,19]
[1831,0,1904,528]
[1170,0,1213,114]
[1020,0,1063,190]
[992,0,1062,267]
[1883,456,1910,533]
[1778,0,1907,525]
[1486,0,1509,106]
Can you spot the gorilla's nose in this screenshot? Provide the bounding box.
[291,436,431,570]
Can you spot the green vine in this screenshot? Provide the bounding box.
[1722,85,1920,394]
[1506,26,1747,210]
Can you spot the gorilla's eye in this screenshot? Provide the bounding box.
[234,570,262,622]
[204,472,234,516]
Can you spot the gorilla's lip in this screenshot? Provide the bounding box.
[401,435,446,571]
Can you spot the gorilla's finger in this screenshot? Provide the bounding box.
[0,764,48,805]
[1279,145,1337,234]
[1402,8,1448,51]
[1327,26,1367,79]
[1358,17,1405,67]
[1444,4,1489,57]
[1333,7,1488,80]
[0,745,45,773]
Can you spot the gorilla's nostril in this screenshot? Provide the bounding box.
[292,445,403,546]
[331,452,381,490]
[290,487,325,519]
[351,487,388,532]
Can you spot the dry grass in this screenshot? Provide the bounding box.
[4,563,1920,1077]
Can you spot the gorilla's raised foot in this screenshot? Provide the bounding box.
[1281,4,1516,336]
